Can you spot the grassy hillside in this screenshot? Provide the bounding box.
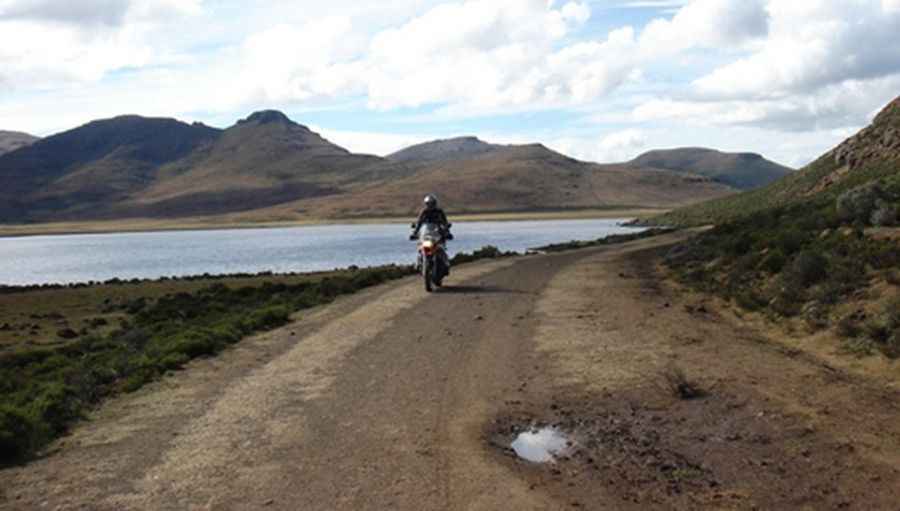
[631,147,792,190]
[661,96,900,359]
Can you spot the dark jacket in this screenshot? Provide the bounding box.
[413,207,449,234]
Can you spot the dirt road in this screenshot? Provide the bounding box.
[3,232,900,510]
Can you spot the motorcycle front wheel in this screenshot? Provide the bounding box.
[423,257,433,292]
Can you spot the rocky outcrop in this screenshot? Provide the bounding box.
[831,96,900,170]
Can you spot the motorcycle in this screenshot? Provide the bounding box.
[410,222,452,292]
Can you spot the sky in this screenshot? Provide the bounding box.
[1,0,900,167]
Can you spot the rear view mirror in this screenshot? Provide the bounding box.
[410,222,416,228]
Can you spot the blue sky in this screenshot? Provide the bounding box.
[1,0,900,167]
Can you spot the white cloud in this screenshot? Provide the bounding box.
[638,0,768,56]
[694,0,900,98]
[223,17,366,108]
[0,0,201,25]
[633,75,900,132]
[364,0,604,111]
[528,129,647,163]
[0,0,203,89]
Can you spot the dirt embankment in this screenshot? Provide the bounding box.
[2,232,899,510]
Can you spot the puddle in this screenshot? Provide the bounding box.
[510,427,571,463]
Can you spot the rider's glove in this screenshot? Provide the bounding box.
[446,233,454,240]
[409,234,417,240]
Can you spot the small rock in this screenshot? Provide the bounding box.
[263,498,275,506]
[475,315,484,321]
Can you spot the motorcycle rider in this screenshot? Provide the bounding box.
[410,194,453,241]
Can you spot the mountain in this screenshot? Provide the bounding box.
[119,111,381,217]
[387,136,501,163]
[0,110,741,226]
[630,147,793,190]
[0,116,220,221]
[649,96,900,227]
[0,131,39,156]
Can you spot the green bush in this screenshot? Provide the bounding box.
[836,182,889,225]
[735,289,766,311]
[784,250,829,287]
[759,249,788,273]
[0,405,36,460]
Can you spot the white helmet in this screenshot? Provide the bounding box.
[424,194,438,208]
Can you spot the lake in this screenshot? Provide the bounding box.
[0,219,644,286]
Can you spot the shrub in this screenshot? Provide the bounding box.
[0,405,36,460]
[886,269,900,286]
[244,306,291,331]
[871,201,898,226]
[773,229,808,255]
[735,289,766,311]
[836,312,863,336]
[884,298,900,327]
[785,250,829,287]
[835,182,887,225]
[863,319,891,344]
[759,249,787,273]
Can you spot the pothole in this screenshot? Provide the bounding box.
[510,427,572,463]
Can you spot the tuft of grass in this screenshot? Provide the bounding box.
[659,365,705,400]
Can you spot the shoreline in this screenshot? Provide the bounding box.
[0,208,666,239]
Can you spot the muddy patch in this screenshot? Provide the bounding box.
[488,387,900,509]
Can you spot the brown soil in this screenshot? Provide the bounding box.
[2,232,899,510]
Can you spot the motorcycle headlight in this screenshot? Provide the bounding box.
[422,240,434,249]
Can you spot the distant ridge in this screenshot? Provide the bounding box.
[387,136,501,162]
[631,147,793,190]
[0,130,39,156]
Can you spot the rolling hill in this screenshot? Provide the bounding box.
[238,142,736,220]
[387,136,501,163]
[0,110,744,226]
[0,131,39,156]
[630,147,792,190]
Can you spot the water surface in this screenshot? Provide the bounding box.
[0,219,643,286]
[511,427,571,463]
